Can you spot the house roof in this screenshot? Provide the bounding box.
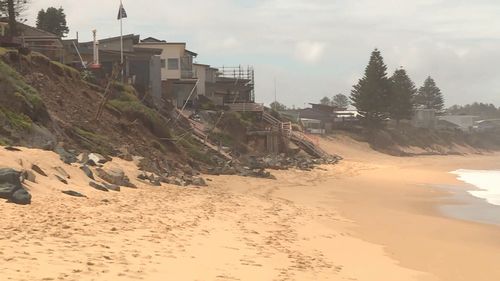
[141,37,166,43]
[97,34,140,44]
[137,40,198,57]
[0,18,60,39]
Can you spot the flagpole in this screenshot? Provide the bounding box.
[120,0,124,82]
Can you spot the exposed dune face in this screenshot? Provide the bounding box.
[1,140,499,281]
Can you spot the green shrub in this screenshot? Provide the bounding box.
[107,85,171,139]
[0,107,32,130]
[0,60,43,109]
[69,127,113,155]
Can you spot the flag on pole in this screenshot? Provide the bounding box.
[117,3,127,20]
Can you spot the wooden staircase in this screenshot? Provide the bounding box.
[262,111,329,159]
[290,131,329,159]
[262,112,292,137]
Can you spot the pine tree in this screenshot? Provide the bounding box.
[36,6,69,37]
[350,49,392,123]
[415,76,444,111]
[389,68,416,122]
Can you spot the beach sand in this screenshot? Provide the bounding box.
[1,137,499,281]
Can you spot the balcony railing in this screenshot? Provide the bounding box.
[181,70,195,79]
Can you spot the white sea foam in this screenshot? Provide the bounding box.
[452,169,500,206]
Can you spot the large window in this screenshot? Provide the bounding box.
[167,58,179,70]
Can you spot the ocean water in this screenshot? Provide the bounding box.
[451,169,500,206]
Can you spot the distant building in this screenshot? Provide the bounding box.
[473,119,500,132]
[0,19,63,61]
[438,115,479,131]
[281,103,353,134]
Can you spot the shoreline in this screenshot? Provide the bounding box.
[318,136,500,280]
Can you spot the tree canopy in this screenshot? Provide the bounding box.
[332,94,349,108]
[350,49,392,122]
[320,96,331,106]
[270,101,287,111]
[448,103,500,119]
[36,6,69,37]
[389,68,417,121]
[415,76,445,111]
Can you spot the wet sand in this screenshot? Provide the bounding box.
[1,138,500,281]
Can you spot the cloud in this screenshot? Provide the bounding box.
[26,0,500,107]
[293,41,326,64]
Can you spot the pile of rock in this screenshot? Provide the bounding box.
[245,154,341,172]
[0,168,31,205]
[96,163,136,189]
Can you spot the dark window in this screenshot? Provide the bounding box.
[167,58,179,70]
[160,59,166,68]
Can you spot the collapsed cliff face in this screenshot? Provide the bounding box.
[0,49,205,172]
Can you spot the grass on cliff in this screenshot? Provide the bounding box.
[68,127,113,155]
[0,60,43,110]
[0,107,32,130]
[107,82,172,139]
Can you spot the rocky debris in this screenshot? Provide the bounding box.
[192,177,208,187]
[245,154,341,172]
[54,166,70,179]
[80,165,95,180]
[54,146,78,164]
[55,174,68,184]
[4,146,21,151]
[137,171,162,186]
[62,190,87,198]
[31,164,47,177]
[10,188,32,205]
[21,170,37,183]
[96,163,136,188]
[89,181,109,192]
[88,153,108,165]
[0,168,31,205]
[102,182,120,192]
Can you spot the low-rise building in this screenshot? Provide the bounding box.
[0,19,63,61]
[136,37,198,108]
[64,34,163,104]
[438,115,479,131]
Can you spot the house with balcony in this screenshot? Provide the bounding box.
[63,34,163,105]
[136,37,198,108]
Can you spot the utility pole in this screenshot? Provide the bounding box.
[274,77,277,103]
[7,0,17,37]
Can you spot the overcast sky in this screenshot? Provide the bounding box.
[27,0,500,108]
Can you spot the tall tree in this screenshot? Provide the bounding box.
[320,96,331,105]
[36,6,69,37]
[350,49,392,123]
[389,68,417,122]
[0,0,29,36]
[270,101,287,111]
[331,93,349,108]
[415,76,444,111]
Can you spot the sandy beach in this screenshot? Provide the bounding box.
[1,136,500,281]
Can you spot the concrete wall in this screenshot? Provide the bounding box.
[193,64,207,96]
[412,109,437,129]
